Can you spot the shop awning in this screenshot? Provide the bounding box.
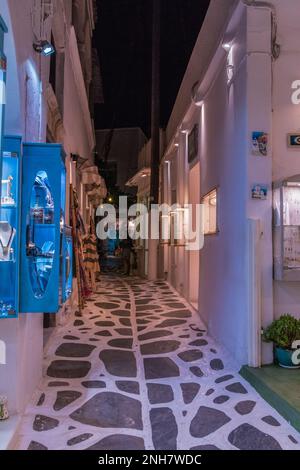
[81,163,107,207]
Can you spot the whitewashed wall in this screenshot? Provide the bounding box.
[0,0,48,414]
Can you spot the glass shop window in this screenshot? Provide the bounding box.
[202,188,218,235]
[26,171,55,299]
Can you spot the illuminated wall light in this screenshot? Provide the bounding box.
[33,40,55,57]
[222,43,232,52]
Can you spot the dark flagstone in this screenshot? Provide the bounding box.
[155,319,187,328]
[55,343,96,358]
[37,393,45,406]
[178,349,203,362]
[147,383,174,404]
[95,330,112,337]
[137,319,150,325]
[138,330,173,341]
[116,381,140,395]
[47,360,91,379]
[150,408,178,450]
[90,315,100,319]
[262,415,280,427]
[115,328,133,336]
[74,320,84,326]
[210,359,224,370]
[162,310,192,318]
[87,434,145,450]
[33,415,59,432]
[63,335,80,340]
[144,357,180,379]
[119,318,132,326]
[179,334,190,338]
[28,441,48,450]
[136,305,160,311]
[95,302,119,309]
[190,445,219,450]
[48,381,70,387]
[234,400,256,415]
[138,326,147,331]
[70,392,143,430]
[100,350,137,377]
[206,388,214,396]
[180,383,200,404]
[289,435,298,444]
[210,348,217,353]
[89,338,100,342]
[82,380,106,388]
[136,299,152,305]
[53,390,82,411]
[95,321,115,327]
[215,375,234,384]
[213,395,230,404]
[190,406,231,438]
[189,339,208,347]
[111,310,131,317]
[228,423,282,450]
[225,382,248,394]
[67,433,93,446]
[141,340,180,355]
[190,366,204,377]
[165,303,186,308]
[108,338,133,349]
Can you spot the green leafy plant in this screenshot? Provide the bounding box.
[263,314,300,349]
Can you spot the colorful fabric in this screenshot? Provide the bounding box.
[82,234,99,273]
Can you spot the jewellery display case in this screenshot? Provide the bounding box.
[0,16,7,186]
[0,136,21,318]
[273,175,300,281]
[20,143,66,313]
[61,225,73,303]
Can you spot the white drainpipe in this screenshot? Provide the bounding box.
[247,219,263,367]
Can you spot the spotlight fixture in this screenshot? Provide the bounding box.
[33,40,55,56]
[222,42,232,52]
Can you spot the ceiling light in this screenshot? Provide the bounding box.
[33,40,55,56]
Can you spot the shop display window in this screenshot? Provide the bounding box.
[61,225,73,303]
[273,176,300,281]
[202,188,218,235]
[0,136,21,318]
[20,143,66,313]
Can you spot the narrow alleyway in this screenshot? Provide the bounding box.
[15,275,300,450]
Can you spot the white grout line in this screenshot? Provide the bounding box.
[117,276,154,450]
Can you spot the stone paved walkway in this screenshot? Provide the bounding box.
[15,275,300,450]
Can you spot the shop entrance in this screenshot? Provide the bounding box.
[188,161,200,309]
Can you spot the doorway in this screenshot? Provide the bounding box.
[188,162,200,310]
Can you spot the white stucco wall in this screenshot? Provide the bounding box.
[199,8,248,365]
[0,0,49,415]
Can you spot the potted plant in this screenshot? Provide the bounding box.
[263,314,300,368]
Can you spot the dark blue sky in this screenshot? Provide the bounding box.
[94,0,210,137]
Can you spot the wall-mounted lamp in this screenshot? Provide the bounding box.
[33,40,55,56]
[222,42,232,52]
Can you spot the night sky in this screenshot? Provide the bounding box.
[94,0,210,137]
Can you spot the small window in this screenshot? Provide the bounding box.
[202,188,218,235]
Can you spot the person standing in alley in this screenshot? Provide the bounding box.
[120,236,133,276]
